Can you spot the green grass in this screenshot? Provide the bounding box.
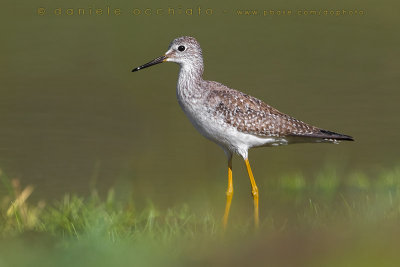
[1,166,400,267]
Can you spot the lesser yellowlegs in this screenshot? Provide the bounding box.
[132,36,354,229]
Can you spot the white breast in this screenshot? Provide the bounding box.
[177,96,288,158]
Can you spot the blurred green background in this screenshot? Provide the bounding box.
[0,0,399,213]
[1,0,400,266]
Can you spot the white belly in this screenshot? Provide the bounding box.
[178,99,288,158]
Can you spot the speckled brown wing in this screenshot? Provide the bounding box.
[206,83,353,141]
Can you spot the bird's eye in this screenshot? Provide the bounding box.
[178,45,185,52]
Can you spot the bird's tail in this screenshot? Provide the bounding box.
[317,129,354,141]
[288,129,354,142]
[292,129,354,141]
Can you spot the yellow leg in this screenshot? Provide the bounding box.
[223,157,233,230]
[244,158,259,229]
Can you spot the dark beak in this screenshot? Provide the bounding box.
[132,55,167,72]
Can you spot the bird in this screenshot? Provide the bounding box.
[132,36,354,229]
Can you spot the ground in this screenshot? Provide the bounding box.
[1,165,400,267]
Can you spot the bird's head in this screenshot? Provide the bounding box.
[132,36,203,72]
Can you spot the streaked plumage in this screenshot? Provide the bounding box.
[132,36,354,229]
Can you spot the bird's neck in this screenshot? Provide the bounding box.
[177,62,205,100]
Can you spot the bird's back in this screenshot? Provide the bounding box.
[203,80,353,144]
